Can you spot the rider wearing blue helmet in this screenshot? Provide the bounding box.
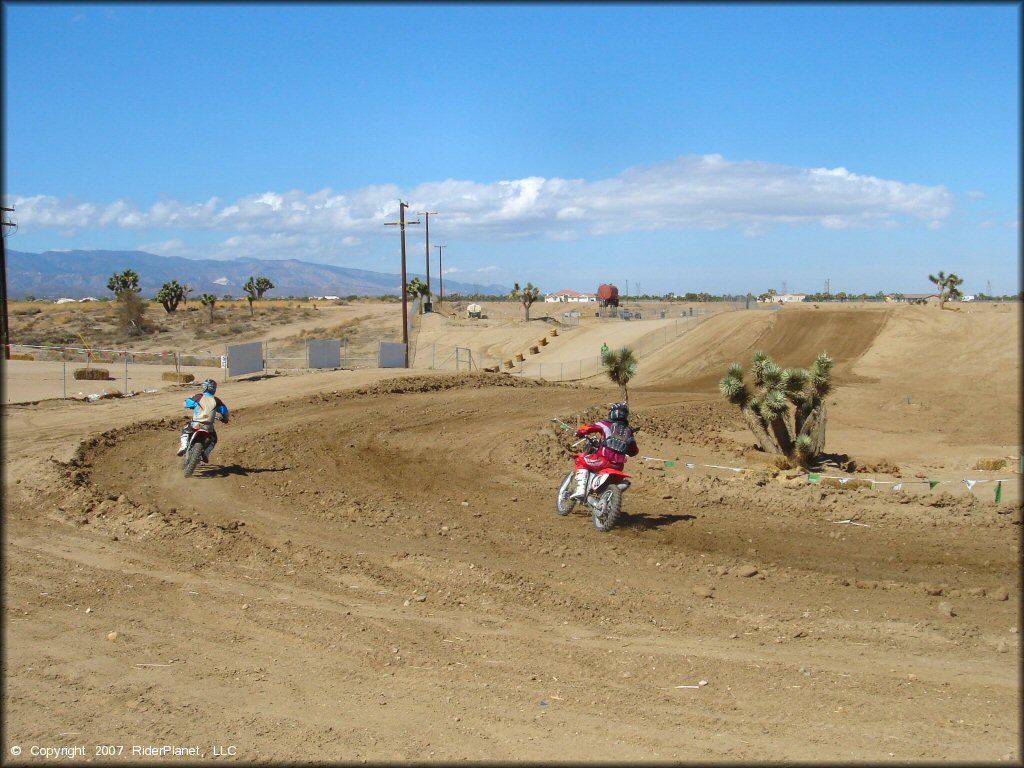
[176,378,229,461]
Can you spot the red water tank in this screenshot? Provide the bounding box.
[597,283,619,307]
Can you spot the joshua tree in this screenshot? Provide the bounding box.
[106,269,140,297]
[719,350,832,466]
[603,346,638,404]
[200,293,217,321]
[156,280,187,313]
[511,281,542,320]
[107,269,146,333]
[407,277,430,312]
[928,271,964,310]
[242,275,274,317]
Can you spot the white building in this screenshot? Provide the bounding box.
[544,289,597,303]
[758,293,806,304]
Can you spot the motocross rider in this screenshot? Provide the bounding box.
[176,379,229,462]
[571,402,639,501]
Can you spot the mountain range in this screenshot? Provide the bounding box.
[4,249,511,299]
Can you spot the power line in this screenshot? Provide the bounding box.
[417,210,438,303]
[435,244,446,307]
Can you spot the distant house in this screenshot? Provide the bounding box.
[901,293,940,304]
[308,295,340,301]
[55,297,77,304]
[758,293,806,304]
[544,289,597,303]
[79,296,99,302]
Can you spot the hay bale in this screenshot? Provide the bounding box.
[515,353,525,362]
[539,337,548,346]
[550,329,558,336]
[504,360,515,369]
[529,346,540,355]
[161,372,195,384]
[9,353,33,361]
[73,367,112,381]
[974,458,1007,471]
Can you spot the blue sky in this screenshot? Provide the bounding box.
[3,2,1020,295]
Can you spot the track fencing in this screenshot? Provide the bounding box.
[414,307,722,381]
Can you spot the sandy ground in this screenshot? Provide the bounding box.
[2,301,1020,763]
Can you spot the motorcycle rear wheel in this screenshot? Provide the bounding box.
[556,471,576,515]
[592,486,623,531]
[183,443,203,478]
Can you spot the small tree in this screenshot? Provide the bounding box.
[156,280,186,313]
[243,275,275,316]
[107,269,146,334]
[255,276,274,299]
[107,269,140,297]
[928,271,964,310]
[182,283,194,306]
[603,346,638,403]
[511,281,542,320]
[719,350,832,466]
[200,293,217,321]
[407,277,429,313]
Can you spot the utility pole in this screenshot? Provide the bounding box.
[435,244,446,307]
[0,206,15,360]
[384,201,420,367]
[418,210,437,305]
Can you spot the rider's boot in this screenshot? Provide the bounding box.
[177,432,189,456]
[201,443,215,463]
[569,469,590,501]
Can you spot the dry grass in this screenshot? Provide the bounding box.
[73,367,112,381]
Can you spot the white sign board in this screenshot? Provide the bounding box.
[378,342,407,369]
[226,341,263,378]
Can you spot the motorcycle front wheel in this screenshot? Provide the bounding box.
[592,486,623,531]
[556,471,576,515]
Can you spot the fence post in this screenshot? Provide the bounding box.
[62,348,67,399]
[124,350,128,393]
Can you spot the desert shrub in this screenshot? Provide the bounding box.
[98,390,124,399]
[74,367,112,381]
[974,458,1007,471]
[161,372,195,383]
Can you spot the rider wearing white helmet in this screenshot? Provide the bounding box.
[176,379,230,461]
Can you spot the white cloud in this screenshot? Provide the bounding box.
[6,154,955,249]
[966,190,985,200]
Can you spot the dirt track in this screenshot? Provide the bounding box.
[2,303,1020,762]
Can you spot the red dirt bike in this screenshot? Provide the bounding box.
[182,414,225,478]
[556,435,632,531]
